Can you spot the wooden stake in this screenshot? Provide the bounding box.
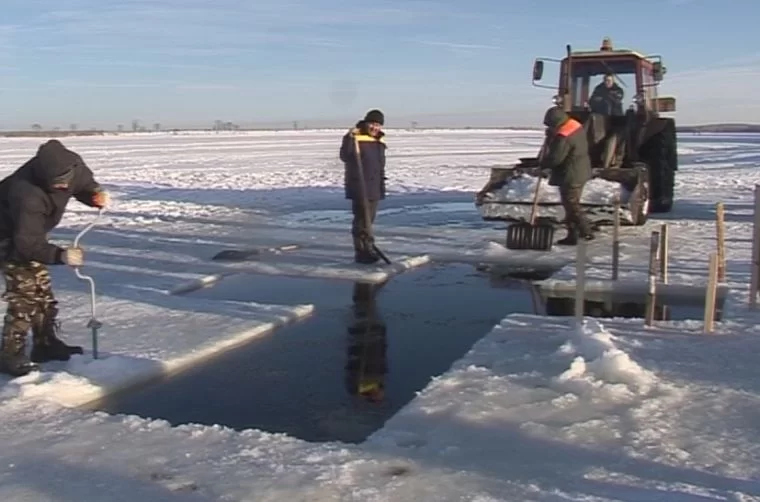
[751,186,760,307]
[612,196,620,280]
[704,252,719,333]
[715,202,726,282]
[659,224,669,320]
[645,231,660,326]
[659,223,669,283]
[575,241,586,323]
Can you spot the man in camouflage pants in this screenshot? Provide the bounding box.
[0,140,109,377]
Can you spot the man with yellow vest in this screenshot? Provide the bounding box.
[540,106,594,245]
[339,109,387,264]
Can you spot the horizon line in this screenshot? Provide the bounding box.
[0,122,756,137]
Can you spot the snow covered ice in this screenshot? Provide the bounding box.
[483,174,630,205]
[0,129,760,500]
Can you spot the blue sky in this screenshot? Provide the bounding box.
[1,0,759,129]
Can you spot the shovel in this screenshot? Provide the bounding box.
[505,144,555,251]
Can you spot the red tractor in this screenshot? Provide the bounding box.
[476,38,677,228]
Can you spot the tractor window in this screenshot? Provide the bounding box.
[568,59,637,115]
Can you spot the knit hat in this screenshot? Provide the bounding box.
[543,106,568,128]
[363,109,384,125]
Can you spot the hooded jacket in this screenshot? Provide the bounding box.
[540,107,592,188]
[0,140,104,264]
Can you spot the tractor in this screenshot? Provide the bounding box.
[475,38,678,228]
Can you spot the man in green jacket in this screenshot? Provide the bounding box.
[540,106,594,245]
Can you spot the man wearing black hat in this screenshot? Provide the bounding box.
[339,109,387,264]
[0,139,110,377]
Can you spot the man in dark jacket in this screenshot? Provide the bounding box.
[339,109,387,264]
[540,107,594,245]
[589,73,624,116]
[0,139,110,377]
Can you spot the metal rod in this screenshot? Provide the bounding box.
[574,241,586,324]
[73,208,104,359]
[645,231,660,326]
[704,252,719,334]
[751,186,760,307]
[612,196,620,280]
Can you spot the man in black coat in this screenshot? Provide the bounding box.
[0,139,110,377]
[339,109,387,264]
[589,73,625,116]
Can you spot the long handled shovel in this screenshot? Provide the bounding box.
[73,208,104,359]
[505,143,555,251]
[352,136,391,265]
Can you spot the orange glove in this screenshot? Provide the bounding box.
[92,191,110,208]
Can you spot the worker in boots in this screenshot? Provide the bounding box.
[540,106,594,245]
[339,109,387,264]
[0,140,110,377]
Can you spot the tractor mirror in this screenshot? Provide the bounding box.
[532,60,544,81]
[652,62,665,82]
[654,96,676,112]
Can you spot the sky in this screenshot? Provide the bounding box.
[1,0,760,129]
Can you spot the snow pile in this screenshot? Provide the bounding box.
[553,318,658,397]
[484,174,630,205]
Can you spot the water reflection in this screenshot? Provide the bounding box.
[345,282,388,403]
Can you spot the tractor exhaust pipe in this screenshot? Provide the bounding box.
[564,44,572,112]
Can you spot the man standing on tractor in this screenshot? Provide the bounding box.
[540,107,595,245]
[339,109,387,264]
[0,139,110,377]
[589,73,624,116]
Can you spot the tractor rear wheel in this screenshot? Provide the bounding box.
[643,119,677,213]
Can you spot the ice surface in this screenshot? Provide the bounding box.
[0,130,758,501]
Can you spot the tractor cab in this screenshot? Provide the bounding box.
[532,38,675,169]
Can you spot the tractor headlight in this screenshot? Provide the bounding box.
[552,94,563,105]
[634,93,645,105]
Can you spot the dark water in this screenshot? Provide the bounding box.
[92,264,541,443]
[541,291,725,321]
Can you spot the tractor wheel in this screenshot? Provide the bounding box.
[629,165,649,226]
[643,119,677,213]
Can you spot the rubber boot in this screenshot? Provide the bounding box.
[30,313,83,363]
[353,236,379,264]
[0,327,37,377]
[557,226,579,246]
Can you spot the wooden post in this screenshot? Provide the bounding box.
[704,252,719,333]
[612,196,620,280]
[659,223,669,283]
[715,202,726,282]
[575,241,586,323]
[659,224,669,320]
[644,231,660,326]
[751,186,760,307]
